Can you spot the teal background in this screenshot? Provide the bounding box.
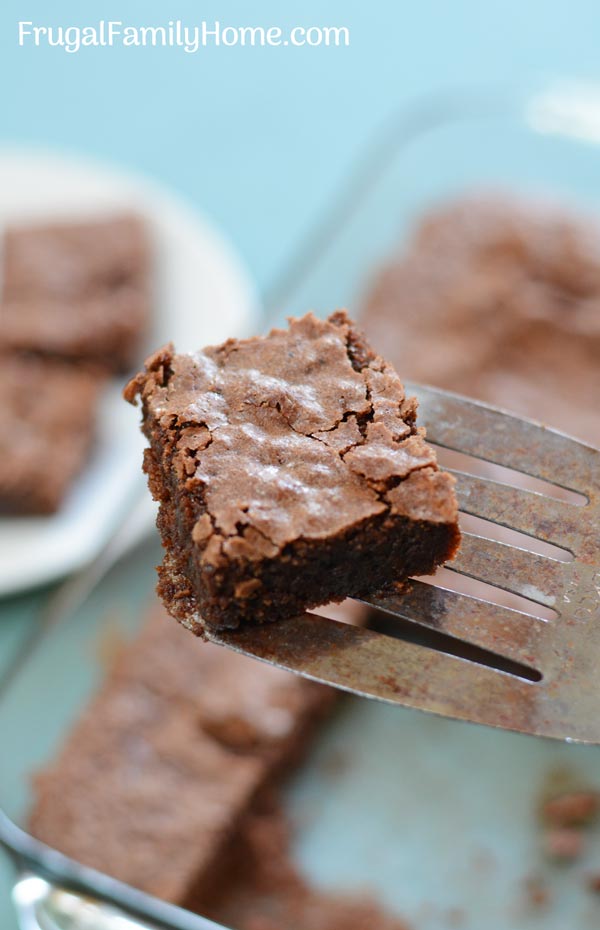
[3,0,600,293]
[3,1,600,926]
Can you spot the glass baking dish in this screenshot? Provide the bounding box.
[3,80,600,930]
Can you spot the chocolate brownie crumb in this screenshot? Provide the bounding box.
[204,792,411,930]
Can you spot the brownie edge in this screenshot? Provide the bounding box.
[125,311,460,633]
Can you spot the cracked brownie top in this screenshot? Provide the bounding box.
[126,311,456,569]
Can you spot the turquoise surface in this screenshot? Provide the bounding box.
[2,0,600,293]
[3,2,600,927]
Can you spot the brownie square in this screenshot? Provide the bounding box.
[0,354,104,514]
[1,213,150,371]
[126,311,460,633]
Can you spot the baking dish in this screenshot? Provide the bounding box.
[3,80,600,930]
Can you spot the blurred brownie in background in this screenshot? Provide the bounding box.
[0,212,151,514]
[27,602,410,930]
[360,193,600,444]
[1,213,150,372]
[0,354,105,514]
[29,605,333,905]
[29,602,408,928]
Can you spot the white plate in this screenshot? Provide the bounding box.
[0,149,259,598]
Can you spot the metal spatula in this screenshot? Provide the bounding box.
[209,384,600,744]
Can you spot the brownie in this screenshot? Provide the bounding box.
[360,192,600,445]
[125,310,460,633]
[28,605,335,906]
[29,601,411,928]
[1,213,150,372]
[0,354,104,514]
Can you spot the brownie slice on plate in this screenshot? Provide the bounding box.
[1,213,150,372]
[125,310,460,633]
[0,354,104,514]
